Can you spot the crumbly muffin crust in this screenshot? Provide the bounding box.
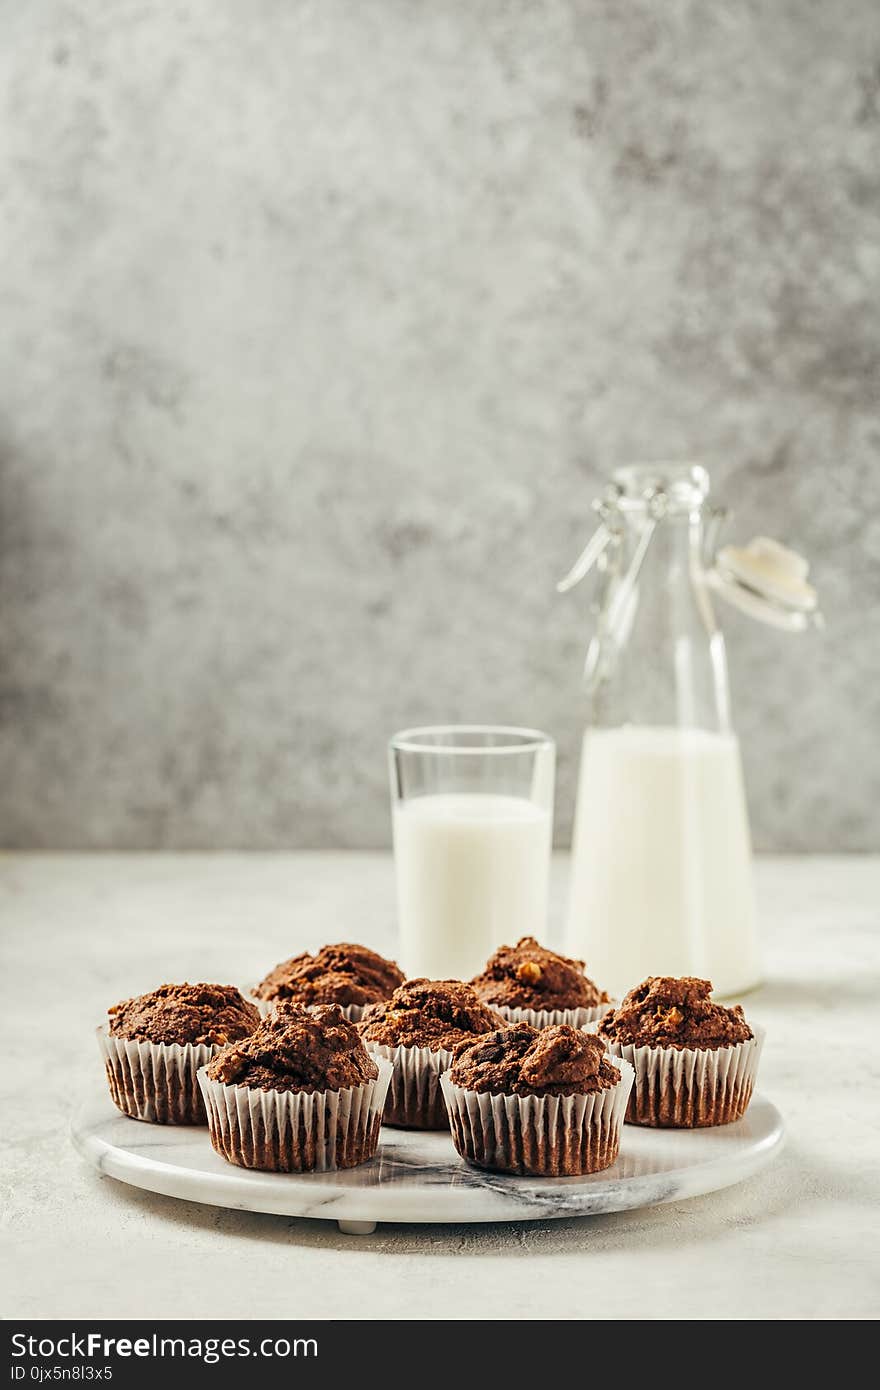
[358,978,504,1054]
[108,983,259,1047]
[599,976,753,1050]
[450,1023,619,1097]
[253,942,404,1007]
[206,1002,379,1093]
[471,937,609,1012]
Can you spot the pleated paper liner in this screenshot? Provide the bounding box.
[247,990,371,1023]
[97,1026,216,1125]
[197,1056,393,1172]
[602,1024,764,1128]
[441,1055,634,1176]
[364,1040,458,1129]
[247,995,369,1028]
[495,1000,614,1031]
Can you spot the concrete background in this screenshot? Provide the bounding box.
[1,0,878,851]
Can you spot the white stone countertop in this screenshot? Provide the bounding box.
[2,853,878,1321]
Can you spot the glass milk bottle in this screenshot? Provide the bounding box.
[560,463,818,999]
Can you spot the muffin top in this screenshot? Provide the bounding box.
[471,937,609,1012]
[108,983,259,1047]
[450,1023,620,1098]
[599,977,753,1050]
[358,978,504,1054]
[205,1003,379,1093]
[253,942,405,1007]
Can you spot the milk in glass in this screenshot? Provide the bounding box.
[394,793,551,979]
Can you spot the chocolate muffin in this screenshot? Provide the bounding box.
[98,983,259,1125]
[109,983,259,1047]
[471,937,611,1028]
[598,976,762,1128]
[358,979,505,1129]
[441,1024,633,1176]
[451,1023,620,1097]
[198,1003,392,1172]
[252,942,404,1021]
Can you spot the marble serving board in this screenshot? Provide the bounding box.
[71,1083,784,1234]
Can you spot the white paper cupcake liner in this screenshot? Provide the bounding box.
[339,1002,370,1024]
[97,1026,216,1125]
[364,1041,458,1129]
[495,1001,615,1031]
[248,990,370,1023]
[440,1055,634,1177]
[197,1056,392,1172]
[603,1024,765,1128]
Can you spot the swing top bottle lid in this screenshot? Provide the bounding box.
[560,460,821,630]
[611,461,709,511]
[712,536,819,628]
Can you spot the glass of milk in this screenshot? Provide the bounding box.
[389,726,555,979]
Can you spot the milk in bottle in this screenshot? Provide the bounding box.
[561,465,762,997]
[567,725,757,997]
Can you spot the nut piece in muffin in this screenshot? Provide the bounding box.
[100,983,259,1125]
[199,1003,390,1172]
[358,978,506,1129]
[252,942,404,1018]
[598,976,760,1128]
[471,936,610,1023]
[109,982,260,1046]
[442,1023,631,1176]
[598,976,752,1050]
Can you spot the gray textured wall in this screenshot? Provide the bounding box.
[1,0,878,851]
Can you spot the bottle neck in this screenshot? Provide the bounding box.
[638,507,700,577]
[589,510,732,734]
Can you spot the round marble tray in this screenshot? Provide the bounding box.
[71,1082,784,1234]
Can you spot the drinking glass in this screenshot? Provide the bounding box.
[388,726,555,979]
